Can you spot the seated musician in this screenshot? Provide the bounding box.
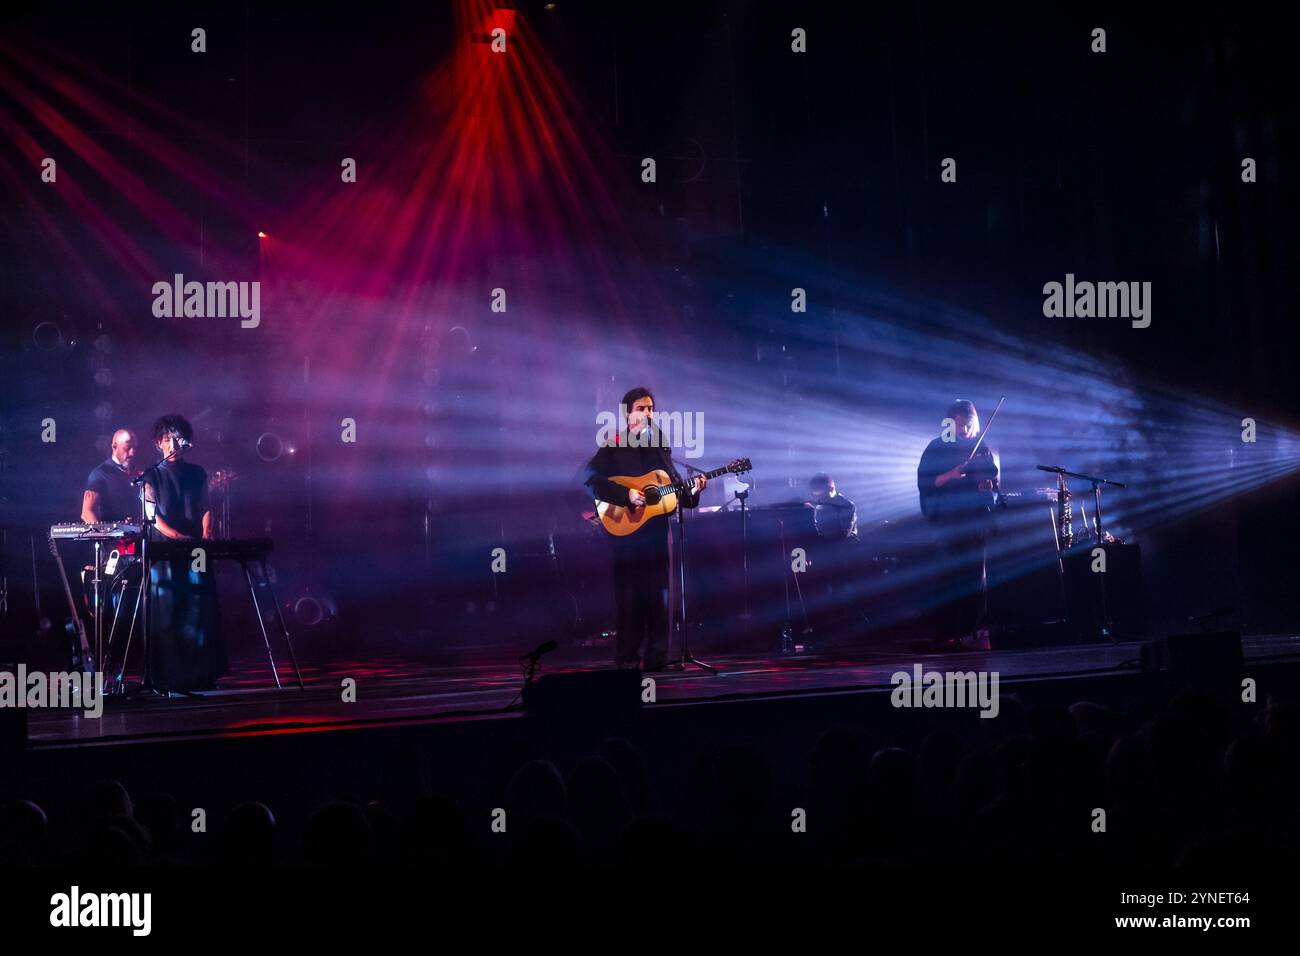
[808,472,858,540]
[141,415,226,692]
[803,473,860,646]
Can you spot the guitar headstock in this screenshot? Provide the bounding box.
[727,458,753,475]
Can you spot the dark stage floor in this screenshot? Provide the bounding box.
[25,633,1300,747]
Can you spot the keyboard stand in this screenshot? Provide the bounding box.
[106,562,144,694]
[239,557,305,690]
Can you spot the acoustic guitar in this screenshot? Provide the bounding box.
[595,458,752,536]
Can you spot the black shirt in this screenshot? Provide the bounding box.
[811,493,858,539]
[917,436,999,523]
[583,430,700,531]
[85,459,139,521]
[144,459,209,539]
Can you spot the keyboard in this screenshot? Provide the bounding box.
[50,521,144,540]
[148,537,274,561]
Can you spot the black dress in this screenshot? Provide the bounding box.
[144,459,226,690]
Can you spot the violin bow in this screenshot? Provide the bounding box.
[963,396,1006,466]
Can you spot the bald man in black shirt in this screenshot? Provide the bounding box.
[81,428,139,523]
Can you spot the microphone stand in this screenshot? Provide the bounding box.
[732,484,751,625]
[667,455,716,675]
[121,450,175,697]
[776,513,796,655]
[1047,479,1071,628]
[1036,465,1126,643]
[122,444,193,697]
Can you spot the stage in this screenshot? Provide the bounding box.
[4,1,1300,924]
[24,632,1300,747]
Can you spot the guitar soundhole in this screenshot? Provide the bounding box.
[642,486,662,506]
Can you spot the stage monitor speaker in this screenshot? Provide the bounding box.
[1062,543,1144,641]
[1,652,28,750]
[0,706,27,753]
[522,669,643,724]
[1142,631,1243,676]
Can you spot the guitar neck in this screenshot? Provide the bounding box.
[656,465,731,494]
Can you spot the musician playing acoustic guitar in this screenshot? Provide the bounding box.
[584,387,708,671]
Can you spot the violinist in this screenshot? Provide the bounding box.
[917,400,1000,647]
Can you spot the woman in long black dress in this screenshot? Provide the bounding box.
[143,414,226,691]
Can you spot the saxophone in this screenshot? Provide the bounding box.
[1057,472,1073,549]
